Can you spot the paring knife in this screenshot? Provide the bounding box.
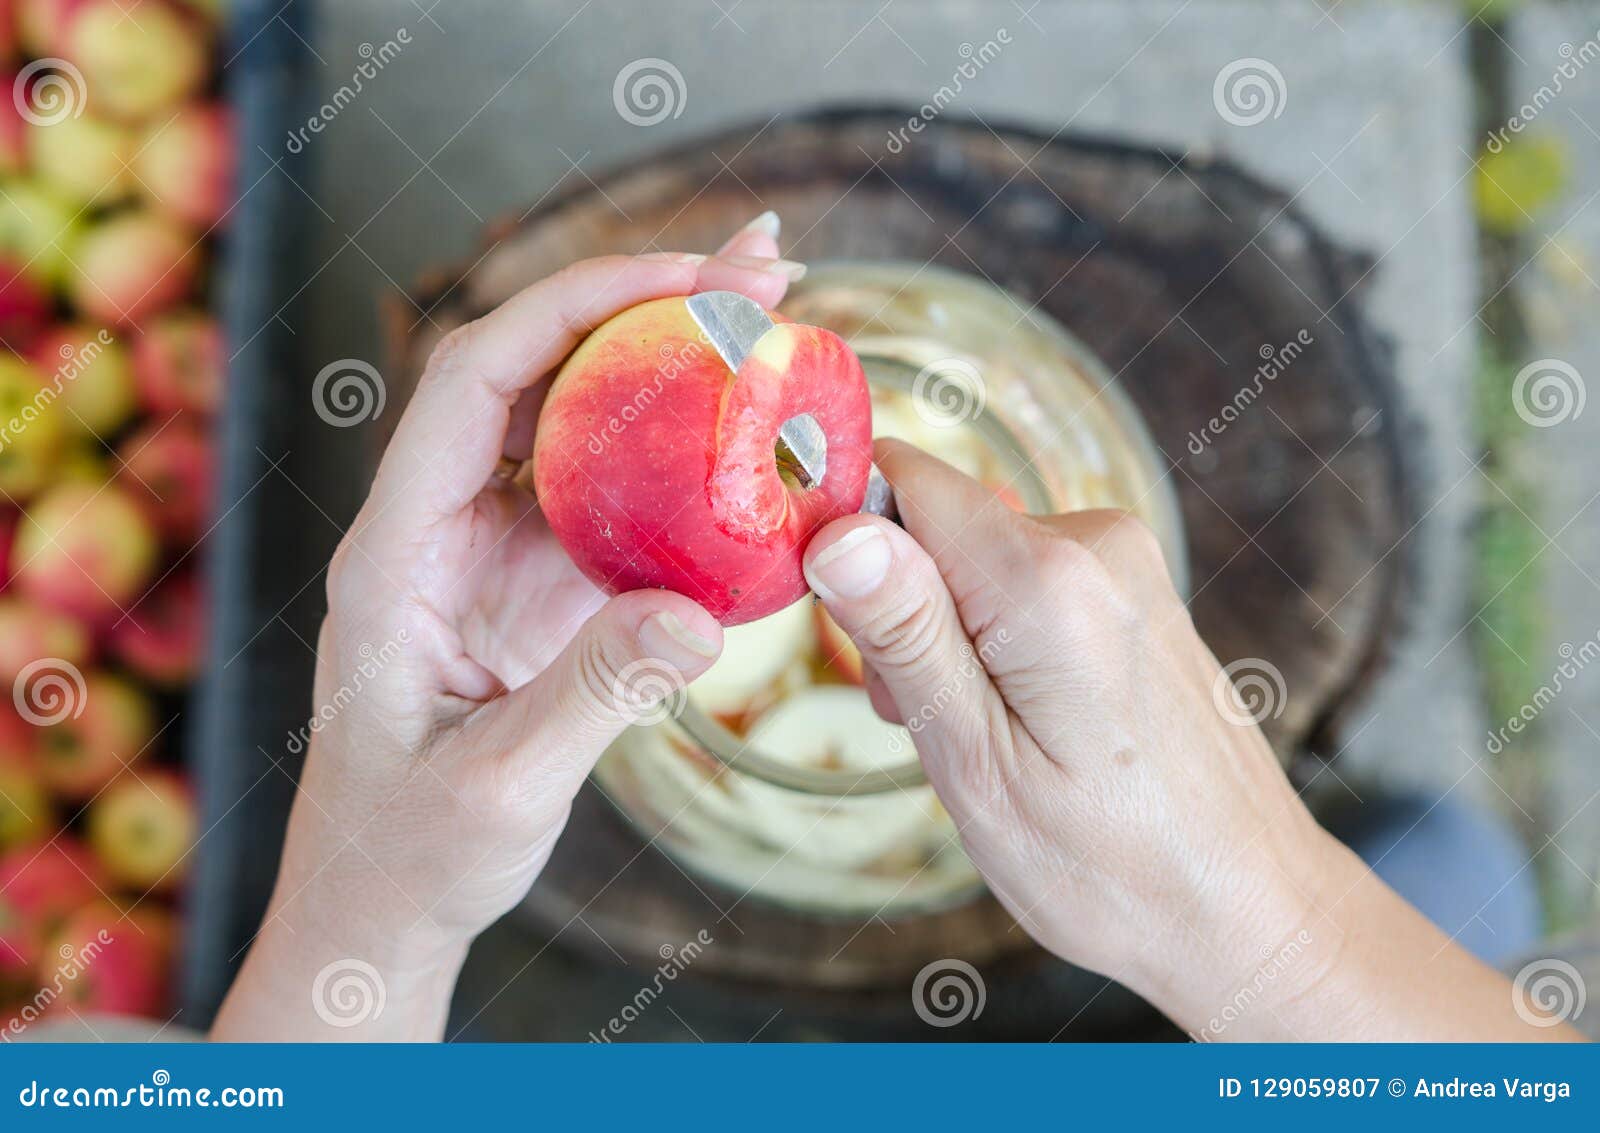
[685,290,898,523]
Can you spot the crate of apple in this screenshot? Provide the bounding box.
[0,0,228,1033]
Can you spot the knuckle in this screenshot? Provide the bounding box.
[425,321,478,379]
[1030,523,1105,585]
[1094,510,1163,561]
[1027,527,1145,645]
[324,533,363,610]
[856,588,944,671]
[569,632,628,727]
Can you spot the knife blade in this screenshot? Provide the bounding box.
[685,290,897,522]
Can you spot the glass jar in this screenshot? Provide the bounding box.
[591,263,1186,916]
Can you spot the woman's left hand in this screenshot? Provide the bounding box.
[214,215,801,1040]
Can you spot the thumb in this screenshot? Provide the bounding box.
[802,516,1002,762]
[481,590,723,795]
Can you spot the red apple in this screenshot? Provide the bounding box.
[17,0,90,55]
[115,417,212,544]
[0,704,28,755]
[134,102,232,229]
[66,211,199,327]
[26,113,132,207]
[814,604,864,685]
[30,323,133,439]
[0,179,82,289]
[171,0,216,24]
[0,259,52,352]
[0,508,14,588]
[0,75,24,175]
[0,743,52,851]
[13,481,159,622]
[0,354,66,500]
[0,835,103,928]
[63,0,208,122]
[58,440,110,484]
[0,907,37,1012]
[0,834,103,1010]
[86,768,193,892]
[0,510,12,582]
[0,0,16,62]
[32,670,155,798]
[534,298,872,625]
[0,595,92,685]
[132,309,222,415]
[42,899,170,1017]
[108,570,202,684]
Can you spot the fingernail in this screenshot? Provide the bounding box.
[639,610,720,666]
[718,254,807,281]
[806,526,890,601]
[740,210,780,239]
[639,252,707,265]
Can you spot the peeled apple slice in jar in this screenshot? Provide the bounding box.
[732,686,942,867]
[814,604,863,685]
[747,684,908,771]
[689,596,814,716]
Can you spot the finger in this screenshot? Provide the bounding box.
[500,386,544,465]
[368,252,799,533]
[862,664,902,724]
[474,589,723,797]
[369,254,703,528]
[695,254,800,308]
[715,209,781,259]
[873,438,1085,684]
[495,217,789,467]
[802,515,1006,771]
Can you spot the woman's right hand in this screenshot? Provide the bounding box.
[802,439,1581,1042]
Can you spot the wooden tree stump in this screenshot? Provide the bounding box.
[389,110,1414,991]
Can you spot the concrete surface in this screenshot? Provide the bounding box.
[1510,2,1600,924]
